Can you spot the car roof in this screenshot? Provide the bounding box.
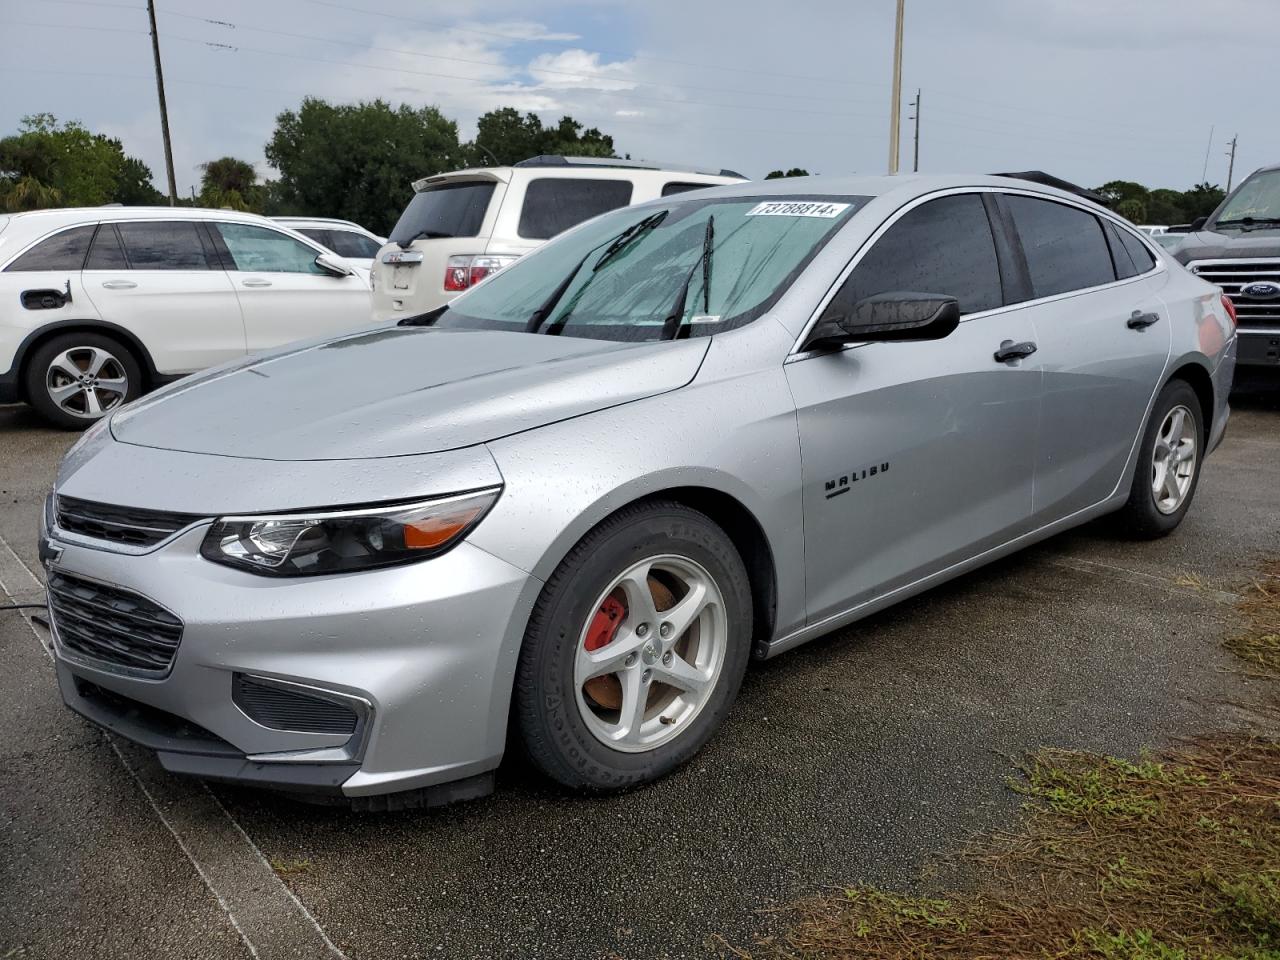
[272,216,370,231]
[648,173,1111,209]
[412,165,743,192]
[4,206,282,229]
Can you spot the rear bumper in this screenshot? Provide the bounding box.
[1235,329,1280,368]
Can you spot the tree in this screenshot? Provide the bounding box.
[199,156,261,211]
[0,114,158,209]
[466,108,616,166]
[765,168,810,179]
[265,98,463,234]
[1181,182,1226,221]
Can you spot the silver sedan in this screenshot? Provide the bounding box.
[41,175,1237,808]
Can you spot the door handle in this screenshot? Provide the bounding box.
[101,280,137,290]
[1127,310,1160,330]
[994,339,1038,363]
[241,278,272,287]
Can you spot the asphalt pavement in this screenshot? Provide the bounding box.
[1,393,1277,960]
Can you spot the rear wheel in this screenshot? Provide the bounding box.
[1113,380,1204,539]
[514,502,752,791]
[23,332,142,430]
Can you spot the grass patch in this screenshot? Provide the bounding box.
[727,563,1280,960]
[268,857,313,876]
[1225,561,1280,677]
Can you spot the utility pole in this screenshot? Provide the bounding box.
[146,0,178,206]
[908,88,921,173]
[1225,134,1238,192]
[887,0,905,174]
[1200,124,1214,183]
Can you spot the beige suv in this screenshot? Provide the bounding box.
[371,156,744,321]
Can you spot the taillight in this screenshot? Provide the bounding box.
[443,255,516,292]
[1220,292,1237,328]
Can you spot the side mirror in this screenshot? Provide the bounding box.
[1190,216,1208,232]
[806,292,961,350]
[315,253,354,277]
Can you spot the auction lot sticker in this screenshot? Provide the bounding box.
[745,201,850,218]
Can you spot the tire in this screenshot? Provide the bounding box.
[23,332,143,430]
[514,501,753,791]
[1113,380,1204,539]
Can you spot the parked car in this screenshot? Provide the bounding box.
[272,216,385,272]
[371,155,744,321]
[0,207,373,428]
[42,175,1235,808]
[1171,162,1280,375]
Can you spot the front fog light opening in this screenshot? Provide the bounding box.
[201,487,501,576]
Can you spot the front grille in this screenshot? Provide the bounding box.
[48,571,184,675]
[56,495,203,548]
[1187,259,1280,328]
[233,676,359,735]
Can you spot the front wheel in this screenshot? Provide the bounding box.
[514,502,752,791]
[1113,380,1204,539]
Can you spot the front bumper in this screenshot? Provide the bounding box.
[42,507,542,800]
[1235,328,1280,368]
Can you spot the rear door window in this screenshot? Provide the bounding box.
[389,182,495,244]
[517,178,634,240]
[1003,195,1115,298]
[5,224,96,271]
[116,221,214,270]
[214,223,324,273]
[85,224,129,270]
[303,228,381,259]
[835,193,1004,316]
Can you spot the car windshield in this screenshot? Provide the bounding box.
[428,194,867,342]
[1213,170,1280,228]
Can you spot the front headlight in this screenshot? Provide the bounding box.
[200,488,500,577]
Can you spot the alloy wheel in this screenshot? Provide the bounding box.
[1151,404,1197,515]
[45,347,129,420]
[574,554,727,753]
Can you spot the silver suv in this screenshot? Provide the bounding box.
[371,156,743,321]
[43,175,1235,809]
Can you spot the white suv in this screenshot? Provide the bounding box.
[371,156,744,321]
[0,207,373,428]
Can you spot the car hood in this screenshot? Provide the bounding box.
[1173,228,1280,263]
[111,327,710,460]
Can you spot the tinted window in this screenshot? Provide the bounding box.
[1105,222,1139,280]
[518,178,634,240]
[835,193,1003,317]
[662,182,711,197]
[215,223,323,273]
[1004,196,1114,298]
[85,224,128,270]
[389,182,495,244]
[1119,228,1156,273]
[303,228,381,259]
[5,225,95,271]
[117,221,212,270]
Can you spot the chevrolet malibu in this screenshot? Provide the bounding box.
[41,175,1237,809]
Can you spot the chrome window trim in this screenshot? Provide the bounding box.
[788,184,1166,359]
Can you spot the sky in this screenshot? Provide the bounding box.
[3,0,1279,202]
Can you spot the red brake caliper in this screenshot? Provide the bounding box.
[585,595,626,651]
[583,595,627,709]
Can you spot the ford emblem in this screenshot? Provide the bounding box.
[1241,280,1280,300]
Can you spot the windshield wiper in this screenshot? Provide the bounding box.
[527,212,671,334]
[399,229,455,246]
[593,211,667,273]
[661,215,715,341]
[1213,217,1280,230]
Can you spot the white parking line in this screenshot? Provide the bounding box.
[0,530,348,960]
